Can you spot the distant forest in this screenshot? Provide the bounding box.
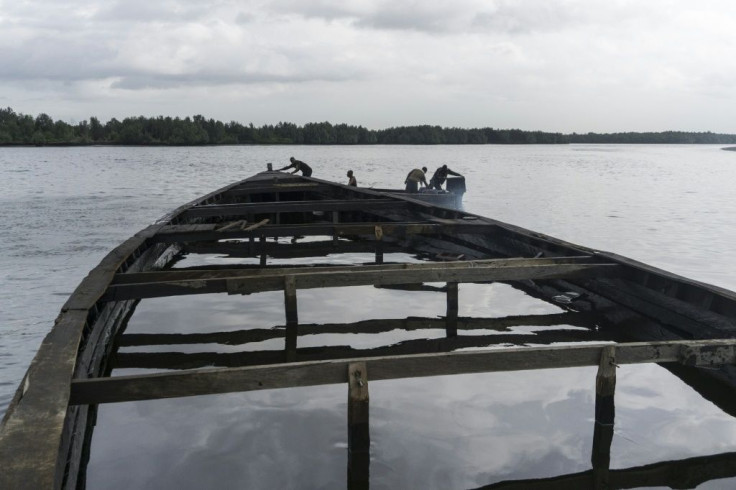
[2,107,736,146]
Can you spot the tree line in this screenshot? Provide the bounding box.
[1,107,735,146]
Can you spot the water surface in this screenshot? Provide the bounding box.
[2,144,736,488]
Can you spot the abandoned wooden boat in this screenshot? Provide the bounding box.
[2,168,736,489]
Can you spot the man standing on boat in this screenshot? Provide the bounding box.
[278,157,313,177]
[347,170,357,186]
[429,164,462,190]
[404,167,428,192]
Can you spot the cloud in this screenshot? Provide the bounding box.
[2,0,736,131]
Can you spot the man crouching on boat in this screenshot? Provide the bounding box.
[278,157,313,177]
[429,164,462,190]
[404,167,428,193]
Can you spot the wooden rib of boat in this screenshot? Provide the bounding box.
[2,169,736,489]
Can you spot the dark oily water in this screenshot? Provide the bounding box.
[2,145,736,488]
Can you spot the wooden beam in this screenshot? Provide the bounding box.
[102,257,616,301]
[0,311,88,490]
[446,282,459,337]
[259,235,267,267]
[69,339,736,405]
[151,221,494,244]
[224,183,331,196]
[594,346,616,425]
[592,346,616,489]
[114,257,592,285]
[113,328,614,370]
[284,276,298,362]
[472,451,736,489]
[347,362,370,490]
[180,199,406,218]
[179,239,404,259]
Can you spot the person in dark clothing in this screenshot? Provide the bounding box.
[278,157,313,177]
[347,170,357,186]
[429,165,462,190]
[404,167,428,193]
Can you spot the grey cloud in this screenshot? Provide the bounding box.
[109,69,358,90]
[92,0,221,23]
[266,0,360,23]
[0,36,119,82]
[267,0,465,33]
[353,7,456,33]
[265,0,653,36]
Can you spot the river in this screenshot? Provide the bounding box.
[1,144,736,488]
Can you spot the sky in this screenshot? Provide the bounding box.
[1,0,736,133]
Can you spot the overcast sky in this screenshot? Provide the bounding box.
[2,0,735,132]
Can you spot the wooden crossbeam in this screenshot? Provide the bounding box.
[112,256,594,285]
[180,199,405,218]
[151,221,494,243]
[224,183,330,196]
[112,329,614,370]
[69,339,736,405]
[102,257,616,301]
[180,239,405,259]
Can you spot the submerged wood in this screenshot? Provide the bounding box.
[4,170,736,489]
[116,312,595,347]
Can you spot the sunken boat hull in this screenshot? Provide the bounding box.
[2,170,736,489]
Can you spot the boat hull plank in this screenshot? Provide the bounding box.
[0,311,88,490]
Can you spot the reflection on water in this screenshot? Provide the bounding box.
[83,249,736,488]
[88,367,736,489]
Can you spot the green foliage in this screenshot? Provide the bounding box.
[0,107,735,146]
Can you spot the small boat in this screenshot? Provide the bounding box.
[2,168,736,489]
[372,175,466,209]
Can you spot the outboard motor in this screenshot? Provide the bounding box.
[446,176,466,195]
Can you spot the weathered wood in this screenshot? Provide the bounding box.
[587,278,736,338]
[0,311,88,490]
[347,362,370,490]
[181,199,406,218]
[374,225,384,264]
[151,221,494,244]
[61,235,149,311]
[225,183,330,196]
[113,257,595,285]
[242,218,270,232]
[180,239,404,259]
[595,346,616,423]
[102,258,618,301]
[472,450,736,489]
[284,276,298,362]
[217,220,247,232]
[70,340,736,405]
[348,362,369,450]
[446,282,459,337]
[112,329,615,370]
[592,346,616,488]
[259,235,267,267]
